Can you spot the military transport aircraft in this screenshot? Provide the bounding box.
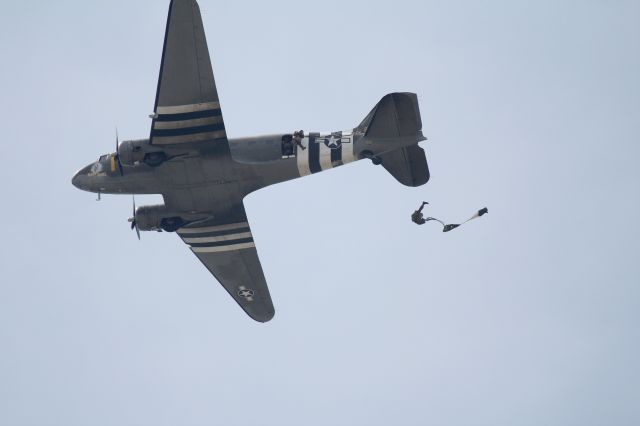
[72,0,430,322]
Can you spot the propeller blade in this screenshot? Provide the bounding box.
[130,195,140,240]
[115,127,124,176]
[116,153,124,175]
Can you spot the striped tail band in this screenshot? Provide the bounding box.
[297,131,356,177]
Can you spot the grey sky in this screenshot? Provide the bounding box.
[1,0,639,425]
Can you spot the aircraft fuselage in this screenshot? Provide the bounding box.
[71,128,415,210]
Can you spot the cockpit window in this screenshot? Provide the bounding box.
[98,154,108,161]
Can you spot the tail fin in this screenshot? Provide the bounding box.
[357,92,424,139]
[356,92,429,187]
[380,144,430,187]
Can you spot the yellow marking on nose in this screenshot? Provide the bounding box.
[110,156,116,172]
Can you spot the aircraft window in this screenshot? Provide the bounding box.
[99,154,108,161]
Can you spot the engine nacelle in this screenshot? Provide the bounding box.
[134,205,184,232]
[118,139,168,167]
[134,205,210,232]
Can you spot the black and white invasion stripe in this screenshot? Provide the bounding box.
[297,131,356,177]
[151,101,226,145]
[178,221,254,253]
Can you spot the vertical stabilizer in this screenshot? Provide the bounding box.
[356,92,429,187]
[357,92,424,139]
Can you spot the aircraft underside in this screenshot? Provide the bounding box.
[71,0,430,322]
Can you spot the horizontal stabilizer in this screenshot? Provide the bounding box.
[380,144,430,187]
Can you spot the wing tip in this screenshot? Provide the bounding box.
[249,309,275,323]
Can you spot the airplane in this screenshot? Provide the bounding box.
[72,0,430,322]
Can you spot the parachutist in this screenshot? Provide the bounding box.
[412,204,488,232]
[411,201,429,224]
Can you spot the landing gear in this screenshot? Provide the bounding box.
[144,152,167,167]
[361,150,382,165]
[160,217,185,232]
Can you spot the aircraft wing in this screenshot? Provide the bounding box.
[149,0,229,151]
[175,211,275,322]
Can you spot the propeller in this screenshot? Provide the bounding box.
[114,128,124,176]
[127,195,140,240]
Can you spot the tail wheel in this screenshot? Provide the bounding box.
[360,150,382,165]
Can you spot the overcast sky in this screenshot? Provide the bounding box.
[1,0,639,425]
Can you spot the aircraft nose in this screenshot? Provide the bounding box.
[71,170,85,190]
[71,165,91,191]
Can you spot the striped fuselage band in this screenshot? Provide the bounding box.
[297,131,356,177]
[177,221,255,253]
[152,102,227,144]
